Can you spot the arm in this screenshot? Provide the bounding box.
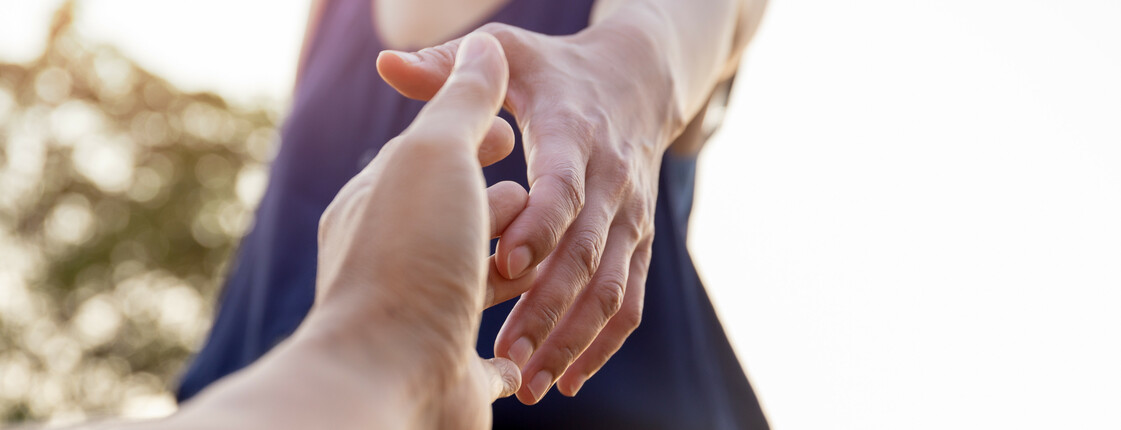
[377,0,768,405]
[588,0,767,131]
[65,34,525,430]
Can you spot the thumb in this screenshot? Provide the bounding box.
[482,357,522,400]
[402,32,509,152]
[377,38,466,102]
[377,23,527,104]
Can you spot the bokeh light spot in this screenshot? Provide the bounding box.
[71,135,135,193]
[34,67,72,104]
[70,294,123,348]
[49,100,107,147]
[236,164,267,206]
[45,193,95,246]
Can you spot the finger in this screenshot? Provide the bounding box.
[494,134,592,279]
[377,41,462,101]
[491,186,613,388]
[375,23,510,102]
[485,255,537,308]
[376,24,533,114]
[479,116,515,167]
[481,357,522,401]
[485,182,532,307]
[556,238,652,397]
[513,224,639,404]
[403,33,508,153]
[487,181,528,238]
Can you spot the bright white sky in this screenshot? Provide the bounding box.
[2,0,1120,428]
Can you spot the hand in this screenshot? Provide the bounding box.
[171,34,533,430]
[311,33,532,428]
[378,22,681,404]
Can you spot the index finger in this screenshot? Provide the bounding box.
[494,121,591,279]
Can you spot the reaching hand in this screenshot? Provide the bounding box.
[378,23,679,404]
[148,33,540,430]
[311,33,532,429]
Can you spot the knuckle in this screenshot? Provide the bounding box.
[560,172,587,214]
[593,278,626,318]
[625,198,654,229]
[542,164,586,216]
[564,228,605,276]
[615,219,644,244]
[600,151,631,181]
[585,107,611,139]
[530,302,565,333]
[640,220,655,239]
[637,211,654,234]
[529,107,604,157]
[596,153,634,201]
[554,343,583,369]
[537,214,568,254]
[611,202,651,245]
[558,107,608,151]
[618,307,643,333]
[586,109,612,149]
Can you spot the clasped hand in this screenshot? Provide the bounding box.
[172,34,525,430]
[378,21,678,404]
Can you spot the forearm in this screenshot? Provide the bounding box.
[63,325,424,430]
[166,321,426,430]
[586,0,765,134]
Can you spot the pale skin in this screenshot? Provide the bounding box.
[68,34,525,430]
[49,0,768,426]
[374,0,767,404]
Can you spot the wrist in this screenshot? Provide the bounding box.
[251,320,434,429]
[574,6,687,148]
[297,304,440,396]
[168,325,427,430]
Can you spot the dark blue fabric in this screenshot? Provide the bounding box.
[177,1,767,428]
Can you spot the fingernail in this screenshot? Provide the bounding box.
[568,377,587,396]
[506,246,532,278]
[508,337,533,368]
[528,370,553,402]
[386,50,420,64]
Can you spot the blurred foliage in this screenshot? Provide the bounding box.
[0,3,277,424]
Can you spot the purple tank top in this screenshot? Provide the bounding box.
[178,1,767,428]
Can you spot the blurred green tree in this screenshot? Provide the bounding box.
[0,3,276,424]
